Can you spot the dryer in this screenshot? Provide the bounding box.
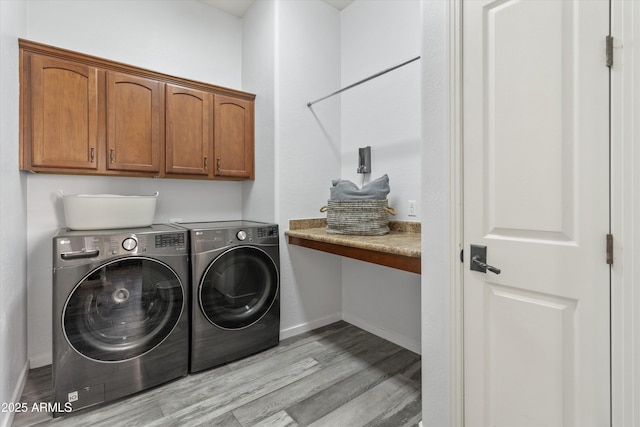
[179,220,280,372]
[52,224,189,416]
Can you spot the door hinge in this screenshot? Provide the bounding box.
[606,234,614,265]
[606,35,614,68]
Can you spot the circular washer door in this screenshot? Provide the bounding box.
[199,246,278,330]
[63,257,184,362]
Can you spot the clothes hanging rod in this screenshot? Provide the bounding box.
[306,56,421,108]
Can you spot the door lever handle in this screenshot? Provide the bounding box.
[470,244,502,274]
[471,256,501,275]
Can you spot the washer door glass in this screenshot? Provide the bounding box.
[63,257,183,362]
[200,246,278,330]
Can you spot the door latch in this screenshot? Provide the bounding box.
[470,244,501,275]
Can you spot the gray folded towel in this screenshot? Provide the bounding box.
[330,174,390,200]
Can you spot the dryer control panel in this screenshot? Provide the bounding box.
[190,224,279,254]
[257,225,278,239]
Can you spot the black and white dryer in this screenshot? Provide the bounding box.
[179,220,280,372]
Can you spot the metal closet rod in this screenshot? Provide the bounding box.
[306,56,421,108]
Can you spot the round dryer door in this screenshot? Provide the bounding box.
[199,246,278,330]
[63,257,184,362]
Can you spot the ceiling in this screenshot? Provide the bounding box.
[200,0,355,17]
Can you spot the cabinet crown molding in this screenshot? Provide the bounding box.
[18,39,255,101]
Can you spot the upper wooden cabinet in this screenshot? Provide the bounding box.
[214,95,255,179]
[25,54,100,171]
[165,84,212,177]
[19,39,256,180]
[106,72,163,173]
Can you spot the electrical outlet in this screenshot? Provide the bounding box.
[408,200,417,217]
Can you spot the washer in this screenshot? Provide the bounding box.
[179,220,280,372]
[52,224,189,416]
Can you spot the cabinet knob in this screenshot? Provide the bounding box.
[110,149,115,164]
[217,157,221,172]
[90,147,95,163]
[204,157,208,170]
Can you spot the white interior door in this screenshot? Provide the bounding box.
[462,1,610,426]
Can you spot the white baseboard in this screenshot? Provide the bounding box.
[280,312,421,355]
[342,313,421,355]
[279,312,342,340]
[28,352,51,369]
[0,359,30,427]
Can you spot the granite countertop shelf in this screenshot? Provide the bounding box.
[285,218,421,274]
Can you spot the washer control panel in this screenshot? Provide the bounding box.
[110,232,186,255]
[55,229,188,267]
[155,233,186,248]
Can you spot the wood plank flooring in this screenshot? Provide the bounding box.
[12,321,421,427]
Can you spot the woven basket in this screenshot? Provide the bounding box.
[320,199,397,236]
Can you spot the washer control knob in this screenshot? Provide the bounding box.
[236,230,247,241]
[122,237,138,251]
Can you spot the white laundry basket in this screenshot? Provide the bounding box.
[61,191,159,230]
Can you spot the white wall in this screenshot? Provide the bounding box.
[339,0,422,353]
[242,0,276,223]
[275,0,343,337]
[340,0,422,216]
[342,260,421,351]
[420,1,456,426]
[0,2,28,427]
[24,0,246,367]
[243,0,422,349]
[25,0,242,87]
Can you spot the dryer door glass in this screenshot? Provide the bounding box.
[63,258,184,362]
[200,246,278,329]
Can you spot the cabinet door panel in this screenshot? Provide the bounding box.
[107,72,161,173]
[214,95,254,179]
[29,55,99,170]
[166,84,212,176]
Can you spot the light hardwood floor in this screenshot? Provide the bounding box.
[12,321,421,427]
